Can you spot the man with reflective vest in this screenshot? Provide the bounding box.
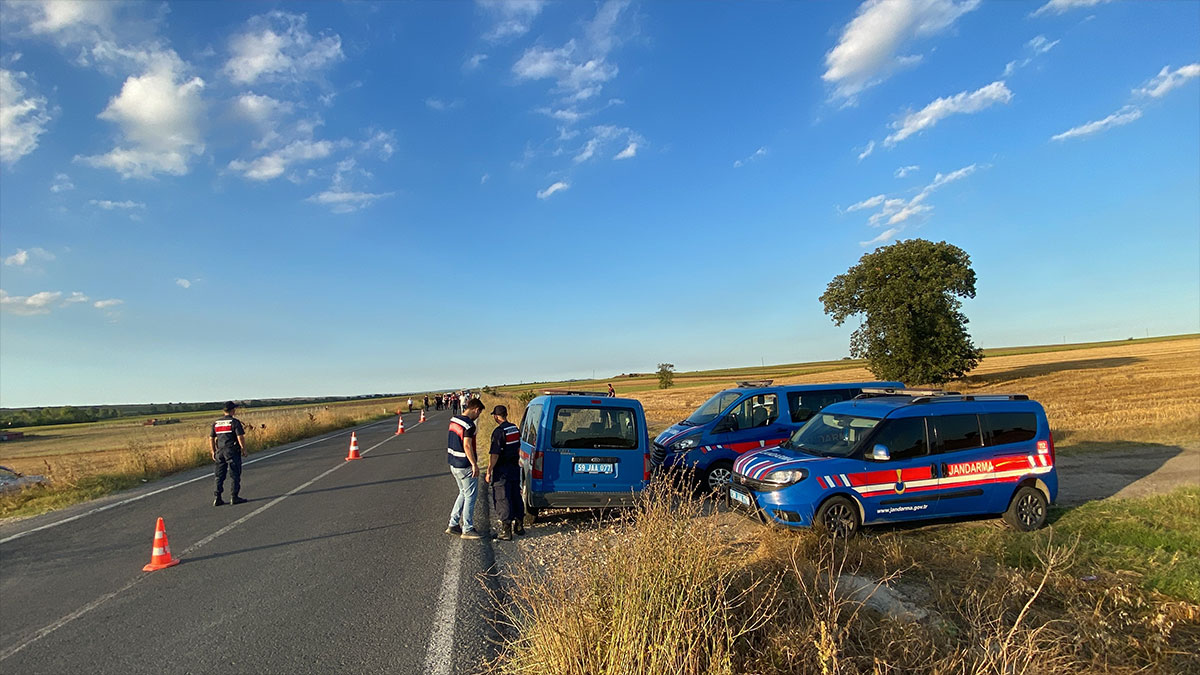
[486,405,524,540]
[445,398,485,539]
[210,401,248,506]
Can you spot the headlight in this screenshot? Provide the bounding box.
[761,468,808,485]
[671,437,700,452]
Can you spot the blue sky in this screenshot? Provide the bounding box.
[1,0,1197,407]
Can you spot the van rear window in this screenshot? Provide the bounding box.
[552,406,639,450]
[984,413,1038,446]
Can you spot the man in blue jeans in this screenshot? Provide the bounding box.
[445,397,485,539]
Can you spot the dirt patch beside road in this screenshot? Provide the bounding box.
[1056,443,1200,505]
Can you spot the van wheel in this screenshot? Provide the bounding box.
[523,506,539,526]
[814,496,860,538]
[1004,486,1047,531]
[703,461,734,492]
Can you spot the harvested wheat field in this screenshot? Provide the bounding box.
[631,336,1200,451]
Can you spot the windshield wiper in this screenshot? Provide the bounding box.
[678,419,697,426]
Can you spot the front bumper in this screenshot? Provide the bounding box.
[726,483,813,528]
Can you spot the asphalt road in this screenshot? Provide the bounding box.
[0,409,499,674]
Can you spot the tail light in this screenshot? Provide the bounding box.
[643,451,650,481]
[1037,432,1056,464]
[532,450,544,479]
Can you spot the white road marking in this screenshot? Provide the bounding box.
[0,417,400,545]
[0,427,414,662]
[424,539,463,675]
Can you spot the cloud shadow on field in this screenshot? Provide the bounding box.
[962,357,1143,386]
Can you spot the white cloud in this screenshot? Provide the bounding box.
[3,247,55,266]
[734,146,767,168]
[1004,34,1060,76]
[512,0,629,101]
[0,69,52,165]
[78,50,206,178]
[480,173,490,184]
[175,278,191,289]
[361,130,396,160]
[884,80,1012,146]
[228,138,334,181]
[895,164,919,178]
[50,173,74,192]
[426,98,461,111]
[306,158,394,213]
[23,0,115,36]
[856,140,876,161]
[860,227,902,247]
[822,0,981,101]
[93,298,123,309]
[64,291,89,304]
[846,194,887,212]
[89,199,145,209]
[1134,63,1200,99]
[225,11,343,85]
[0,290,62,315]
[478,0,546,42]
[1050,105,1143,141]
[1032,0,1113,18]
[572,125,639,164]
[536,181,569,199]
[233,92,291,123]
[538,107,585,123]
[613,142,637,160]
[464,53,489,71]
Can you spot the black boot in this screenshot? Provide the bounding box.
[513,519,525,535]
[214,495,226,506]
[497,520,513,541]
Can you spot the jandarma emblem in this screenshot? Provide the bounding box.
[894,468,905,494]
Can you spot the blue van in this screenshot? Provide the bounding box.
[728,390,1057,536]
[652,381,902,491]
[518,392,650,522]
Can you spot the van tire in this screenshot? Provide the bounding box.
[1004,486,1048,531]
[703,461,734,493]
[813,496,860,538]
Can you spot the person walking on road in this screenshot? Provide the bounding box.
[424,395,430,410]
[211,401,248,506]
[486,405,524,540]
[408,397,414,413]
[446,398,485,539]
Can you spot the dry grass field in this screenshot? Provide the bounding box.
[629,336,1200,451]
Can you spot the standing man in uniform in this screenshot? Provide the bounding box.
[211,401,247,506]
[446,398,485,539]
[407,397,414,413]
[485,405,524,540]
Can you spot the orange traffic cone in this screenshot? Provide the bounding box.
[345,432,362,460]
[419,409,426,424]
[142,517,181,571]
[395,415,405,435]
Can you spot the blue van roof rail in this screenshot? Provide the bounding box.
[856,387,958,399]
[736,380,774,388]
[913,393,1030,403]
[541,389,612,397]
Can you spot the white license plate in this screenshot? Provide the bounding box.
[729,488,752,507]
[574,463,614,474]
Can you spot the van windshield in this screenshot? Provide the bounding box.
[684,391,743,426]
[552,406,640,449]
[785,413,881,458]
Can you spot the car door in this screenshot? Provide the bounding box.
[710,393,789,455]
[519,402,544,498]
[928,412,994,516]
[856,416,943,523]
[547,404,641,493]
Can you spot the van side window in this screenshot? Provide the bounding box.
[869,417,929,461]
[983,412,1038,446]
[787,389,854,423]
[930,414,984,453]
[727,393,779,430]
[521,403,543,446]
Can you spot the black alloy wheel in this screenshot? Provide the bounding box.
[814,496,860,538]
[1004,485,1048,531]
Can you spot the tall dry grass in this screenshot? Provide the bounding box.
[491,480,1200,674]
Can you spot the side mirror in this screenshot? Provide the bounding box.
[871,444,891,461]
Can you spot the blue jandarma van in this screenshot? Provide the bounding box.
[728,389,1057,536]
[519,392,650,522]
[652,381,902,491]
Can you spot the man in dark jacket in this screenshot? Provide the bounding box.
[485,405,524,540]
[211,401,247,506]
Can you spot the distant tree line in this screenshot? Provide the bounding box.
[1,394,399,429]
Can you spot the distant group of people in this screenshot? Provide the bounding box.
[434,391,473,414]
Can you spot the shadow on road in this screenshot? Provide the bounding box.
[962,356,1142,386]
[250,472,444,500]
[183,521,412,563]
[1055,442,1189,505]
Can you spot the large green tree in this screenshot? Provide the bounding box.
[820,239,983,384]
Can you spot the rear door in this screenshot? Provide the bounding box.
[548,404,643,493]
[928,412,994,516]
[519,402,544,496]
[710,393,790,455]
